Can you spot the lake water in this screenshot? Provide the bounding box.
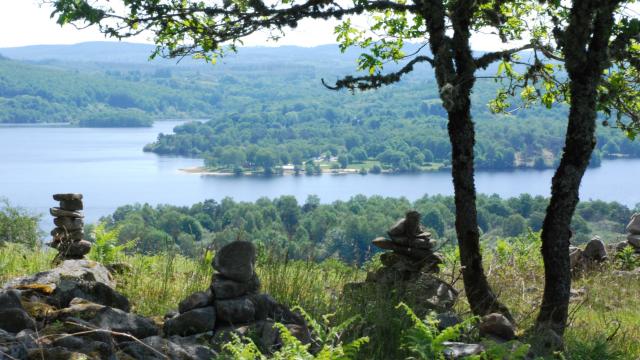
[1,121,639,225]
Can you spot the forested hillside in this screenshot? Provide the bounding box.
[97,194,635,263]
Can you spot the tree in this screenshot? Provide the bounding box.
[50,0,530,319]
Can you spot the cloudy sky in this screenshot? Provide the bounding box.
[0,0,508,50]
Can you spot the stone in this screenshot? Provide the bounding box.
[569,247,584,270]
[628,234,640,248]
[1,329,28,360]
[442,342,484,359]
[479,313,516,341]
[56,240,92,258]
[60,199,84,211]
[90,307,159,340]
[4,259,115,290]
[613,241,631,252]
[0,290,23,310]
[211,273,260,300]
[26,347,92,360]
[216,297,256,324]
[406,273,458,312]
[51,227,84,240]
[52,334,115,359]
[388,210,423,238]
[372,238,432,259]
[250,294,304,325]
[626,213,640,235]
[50,207,84,218]
[119,335,217,360]
[178,290,212,314]
[53,193,83,201]
[583,237,607,262]
[164,306,216,337]
[53,217,84,231]
[49,280,130,311]
[436,312,463,331]
[213,241,257,282]
[0,308,36,333]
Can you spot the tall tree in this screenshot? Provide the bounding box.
[49,0,540,319]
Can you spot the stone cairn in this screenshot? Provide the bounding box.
[346,210,457,317]
[166,241,309,351]
[48,193,91,261]
[371,210,444,276]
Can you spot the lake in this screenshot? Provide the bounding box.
[1,121,639,226]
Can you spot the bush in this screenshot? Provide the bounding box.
[0,199,41,248]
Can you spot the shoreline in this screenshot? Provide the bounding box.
[179,166,367,176]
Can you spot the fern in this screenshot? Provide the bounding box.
[88,222,136,264]
[397,302,478,360]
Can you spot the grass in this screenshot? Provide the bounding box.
[1,237,639,359]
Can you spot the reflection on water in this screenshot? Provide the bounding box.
[1,121,639,227]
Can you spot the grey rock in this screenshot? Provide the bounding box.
[613,241,631,252]
[164,306,216,337]
[443,342,484,359]
[250,294,304,325]
[53,217,84,231]
[371,238,433,260]
[479,313,516,341]
[0,290,23,310]
[3,259,115,290]
[15,329,38,350]
[50,207,84,218]
[211,274,260,300]
[216,297,256,324]
[26,347,90,360]
[90,307,158,340]
[628,234,640,248]
[0,308,36,333]
[569,247,584,270]
[53,193,83,201]
[119,335,217,360]
[436,312,462,331]
[213,241,257,282]
[60,199,83,211]
[626,213,640,235]
[52,334,115,359]
[0,329,27,360]
[55,240,92,259]
[51,227,84,241]
[178,290,212,314]
[583,237,607,262]
[49,280,130,311]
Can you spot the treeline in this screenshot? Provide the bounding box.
[97,195,636,264]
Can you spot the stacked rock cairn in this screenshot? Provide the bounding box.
[371,210,444,276]
[344,210,457,316]
[624,213,640,253]
[49,193,91,261]
[166,241,308,349]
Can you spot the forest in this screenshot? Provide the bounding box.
[88,195,635,263]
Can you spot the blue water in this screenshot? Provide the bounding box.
[1,121,639,226]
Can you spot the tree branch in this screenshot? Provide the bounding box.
[321,55,434,91]
[474,44,535,69]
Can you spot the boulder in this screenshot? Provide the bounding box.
[442,342,484,359]
[164,306,216,337]
[479,313,516,341]
[211,274,260,300]
[405,273,458,312]
[60,199,83,211]
[3,259,115,291]
[0,290,23,310]
[52,334,115,359]
[50,207,84,218]
[178,290,212,314]
[119,335,217,360]
[213,241,257,282]
[626,213,640,235]
[583,237,607,262]
[26,347,92,360]
[53,193,83,201]
[0,308,36,333]
[0,329,27,360]
[49,280,130,311]
[613,241,632,252]
[569,247,584,270]
[436,312,463,331]
[90,307,159,340]
[628,234,640,248]
[216,297,256,324]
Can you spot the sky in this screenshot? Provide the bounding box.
[0,0,507,50]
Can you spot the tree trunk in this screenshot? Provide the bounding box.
[536,0,619,336]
